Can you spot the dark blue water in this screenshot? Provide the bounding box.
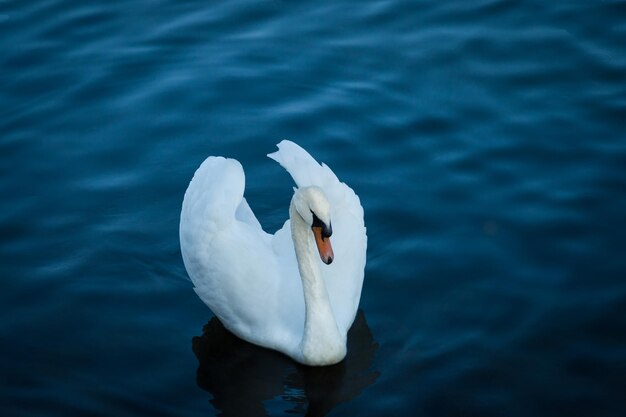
[2,1,626,415]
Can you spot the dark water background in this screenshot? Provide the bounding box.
[2,1,626,416]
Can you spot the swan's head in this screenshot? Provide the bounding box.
[293,186,334,265]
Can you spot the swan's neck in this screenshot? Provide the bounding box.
[290,201,346,366]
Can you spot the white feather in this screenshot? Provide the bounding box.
[180,141,367,365]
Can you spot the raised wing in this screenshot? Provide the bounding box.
[180,156,285,347]
[268,140,367,333]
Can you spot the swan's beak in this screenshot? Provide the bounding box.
[312,226,334,265]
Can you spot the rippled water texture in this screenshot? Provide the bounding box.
[2,1,626,416]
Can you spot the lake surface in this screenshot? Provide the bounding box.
[2,0,626,416]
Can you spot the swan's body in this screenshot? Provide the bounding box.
[180,141,366,366]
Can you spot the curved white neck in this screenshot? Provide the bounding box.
[290,199,346,366]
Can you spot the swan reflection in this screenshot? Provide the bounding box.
[192,310,379,416]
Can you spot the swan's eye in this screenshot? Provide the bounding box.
[311,211,332,238]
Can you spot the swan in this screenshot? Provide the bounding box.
[180,140,367,366]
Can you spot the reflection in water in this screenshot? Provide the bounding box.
[192,310,379,416]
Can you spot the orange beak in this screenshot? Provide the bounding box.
[312,226,334,265]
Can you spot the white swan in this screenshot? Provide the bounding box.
[180,140,367,366]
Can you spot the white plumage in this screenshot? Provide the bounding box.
[180,140,366,365]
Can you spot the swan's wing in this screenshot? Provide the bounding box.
[180,157,298,351]
[180,156,265,232]
[235,197,263,230]
[268,140,367,334]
